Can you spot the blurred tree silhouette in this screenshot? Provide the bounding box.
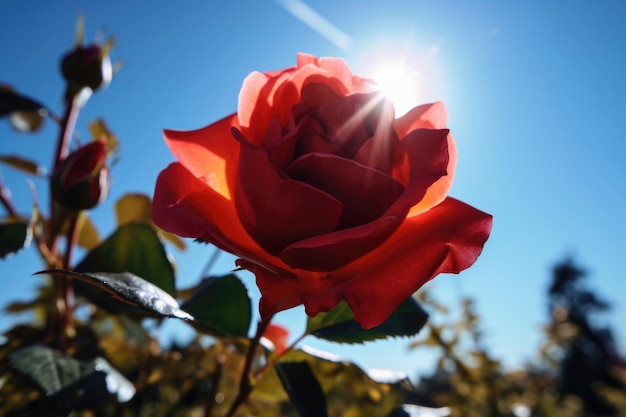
[542,258,626,416]
[410,257,626,417]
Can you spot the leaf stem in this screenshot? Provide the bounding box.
[200,245,222,278]
[223,317,273,417]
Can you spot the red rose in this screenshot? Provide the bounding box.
[153,54,492,329]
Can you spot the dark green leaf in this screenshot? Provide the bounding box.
[9,345,92,396]
[387,406,412,417]
[9,110,46,132]
[275,361,329,417]
[75,223,175,295]
[0,220,32,259]
[306,297,428,344]
[9,346,135,407]
[181,274,251,337]
[37,269,193,320]
[0,154,45,175]
[278,348,417,415]
[0,89,46,117]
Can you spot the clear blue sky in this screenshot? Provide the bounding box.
[2,1,625,379]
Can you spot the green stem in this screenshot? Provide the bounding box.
[52,89,81,170]
[223,317,273,417]
[46,88,83,351]
[61,212,80,339]
[253,333,307,379]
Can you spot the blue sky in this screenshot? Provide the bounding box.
[1,1,625,378]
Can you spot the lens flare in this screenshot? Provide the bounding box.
[370,64,419,117]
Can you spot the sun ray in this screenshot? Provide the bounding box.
[276,0,352,49]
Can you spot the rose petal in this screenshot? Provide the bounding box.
[285,153,404,229]
[353,108,402,175]
[153,163,292,276]
[279,215,401,271]
[238,69,295,145]
[278,128,450,271]
[164,114,240,199]
[238,55,376,145]
[58,139,107,188]
[340,197,493,328]
[316,92,386,159]
[235,139,343,255]
[393,102,457,215]
[237,258,305,319]
[268,116,342,170]
[291,82,344,121]
[394,101,449,136]
[387,128,450,214]
[297,53,377,94]
[293,120,342,158]
[406,130,457,217]
[252,198,493,328]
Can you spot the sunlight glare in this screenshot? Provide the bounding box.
[370,64,419,117]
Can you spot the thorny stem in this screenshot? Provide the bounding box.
[205,350,225,417]
[60,212,80,342]
[253,333,307,379]
[47,89,83,351]
[222,317,273,417]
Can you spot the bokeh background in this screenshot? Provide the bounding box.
[1,0,625,379]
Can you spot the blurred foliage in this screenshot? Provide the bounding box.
[408,258,626,417]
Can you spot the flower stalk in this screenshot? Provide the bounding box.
[223,317,273,417]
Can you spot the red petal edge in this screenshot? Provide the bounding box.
[247,197,492,329]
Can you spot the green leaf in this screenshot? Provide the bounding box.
[274,348,416,416]
[115,193,152,226]
[76,211,100,250]
[181,274,251,337]
[0,220,32,259]
[0,88,46,117]
[9,345,92,396]
[37,269,193,320]
[306,297,428,344]
[89,118,119,156]
[115,193,186,250]
[75,223,175,295]
[9,346,135,406]
[0,154,45,175]
[275,361,329,417]
[0,86,47,132]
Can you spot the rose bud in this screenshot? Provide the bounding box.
[51,139,109,210]
[61,44,112,92]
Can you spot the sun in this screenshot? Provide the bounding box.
[369,63,419,117]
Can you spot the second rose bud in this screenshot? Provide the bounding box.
[51,139,109,211]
